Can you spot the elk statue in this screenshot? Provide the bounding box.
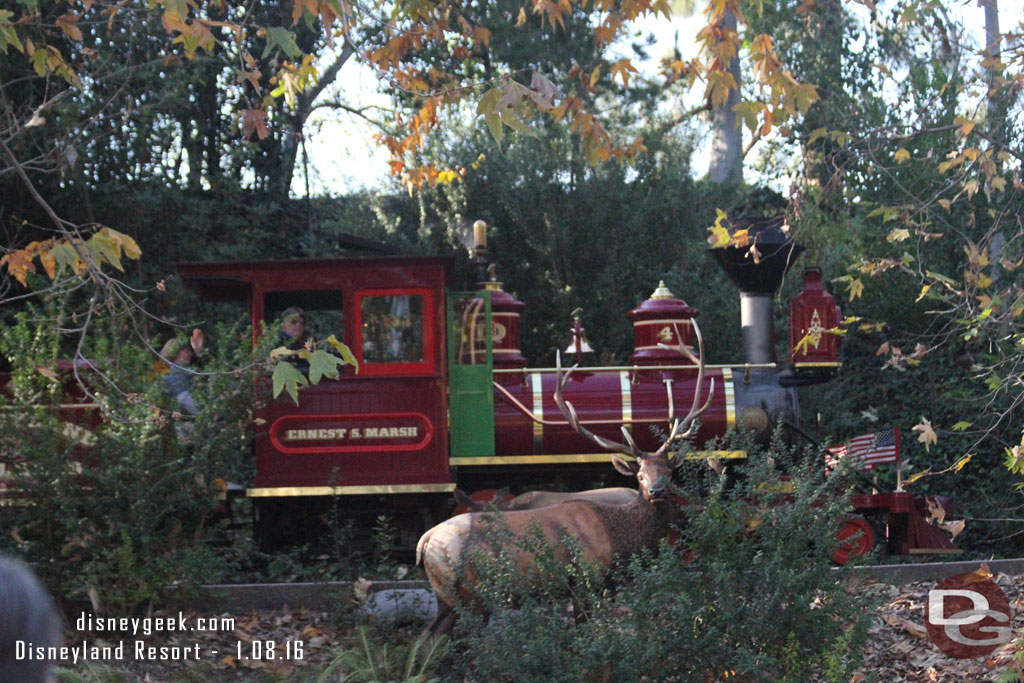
[417,322,713,634]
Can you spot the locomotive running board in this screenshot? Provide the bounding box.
[451,450,746,465]
[246,483,457,497]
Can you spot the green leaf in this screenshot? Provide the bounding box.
[326,334,359,372]
[163,0,189,20]
[31,47,47,76]
[733,101,764,133]
[307,349,343,384]
[986,375,1003,391]
[52,243,80,277]
[262,26,302,59]
[0,10,24,54]
[499,108,537,138]
[272,361,308,405]
[950,421,970,432]
[477,89,503,146]
[484,113,502,146]
[86,232,123,271]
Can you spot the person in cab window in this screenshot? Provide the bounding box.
[278,306,308,351]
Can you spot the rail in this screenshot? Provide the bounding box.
[492,362,778,374]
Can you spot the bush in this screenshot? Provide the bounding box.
[447,432,872,682]
[0,297,267,613]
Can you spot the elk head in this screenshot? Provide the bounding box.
[554,319,714,504]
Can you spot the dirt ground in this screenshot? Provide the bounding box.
[59,572,1024,682]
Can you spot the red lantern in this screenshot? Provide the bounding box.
[790,268,842,371]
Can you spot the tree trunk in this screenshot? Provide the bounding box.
[707,9,743,186]
[268,42,356,200]
[979,0,1005,277]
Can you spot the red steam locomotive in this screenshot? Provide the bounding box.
[2,219,960,562]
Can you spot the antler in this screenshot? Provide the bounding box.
[553,318,715,460]
[555,352,642,458]
[651,319,716,455]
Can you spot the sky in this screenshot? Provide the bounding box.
[293,0,1022,198]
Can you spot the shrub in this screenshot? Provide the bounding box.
[0,298,267,613]
[309,627,449,683]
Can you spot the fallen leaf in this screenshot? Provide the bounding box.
[900,618,928,639]
[353,576,373,601]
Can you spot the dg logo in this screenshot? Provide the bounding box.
[925,568,1013,659]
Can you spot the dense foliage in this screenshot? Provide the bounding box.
[446,434,871,682]
[0,300,269,612]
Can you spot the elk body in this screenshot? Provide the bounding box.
[417,323,712,634]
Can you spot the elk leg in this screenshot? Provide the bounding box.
[426,599,456,635]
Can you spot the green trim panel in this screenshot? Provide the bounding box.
[447,291,495,457]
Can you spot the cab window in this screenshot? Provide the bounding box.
[361,295,423,363]
[356,289,435,375]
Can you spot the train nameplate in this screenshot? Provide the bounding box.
[269,412,433,454]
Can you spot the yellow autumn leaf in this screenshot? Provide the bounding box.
[894,147,910,164]
[886,227,910,243]
[937,198,951,212]
[793,332,813,357]
[955,116,976,137]
[707,226,731,248]
[847,277,864,300]
[912,417,937,452]
[706,208,730,247]
[436,169,459,184]
[903,468,932,486]
[915,284,931,302]
[951,453,972,473]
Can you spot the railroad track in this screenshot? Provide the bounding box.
[185,558,1024,613]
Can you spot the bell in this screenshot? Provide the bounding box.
[563,308,594,355]
[563,333,594,355]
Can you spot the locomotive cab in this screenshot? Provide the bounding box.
[178,256,457,547]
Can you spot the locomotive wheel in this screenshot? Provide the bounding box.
[832,515,875,565]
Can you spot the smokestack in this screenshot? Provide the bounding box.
[709,216,803,366]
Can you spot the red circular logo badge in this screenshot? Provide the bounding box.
[925,570,1012,659]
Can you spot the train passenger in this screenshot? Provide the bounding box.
[277,306,309,351]
[0,554,63,683]
[159,328,205,415]
[277,306,311,372]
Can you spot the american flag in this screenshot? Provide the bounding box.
[825,427,901,472]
